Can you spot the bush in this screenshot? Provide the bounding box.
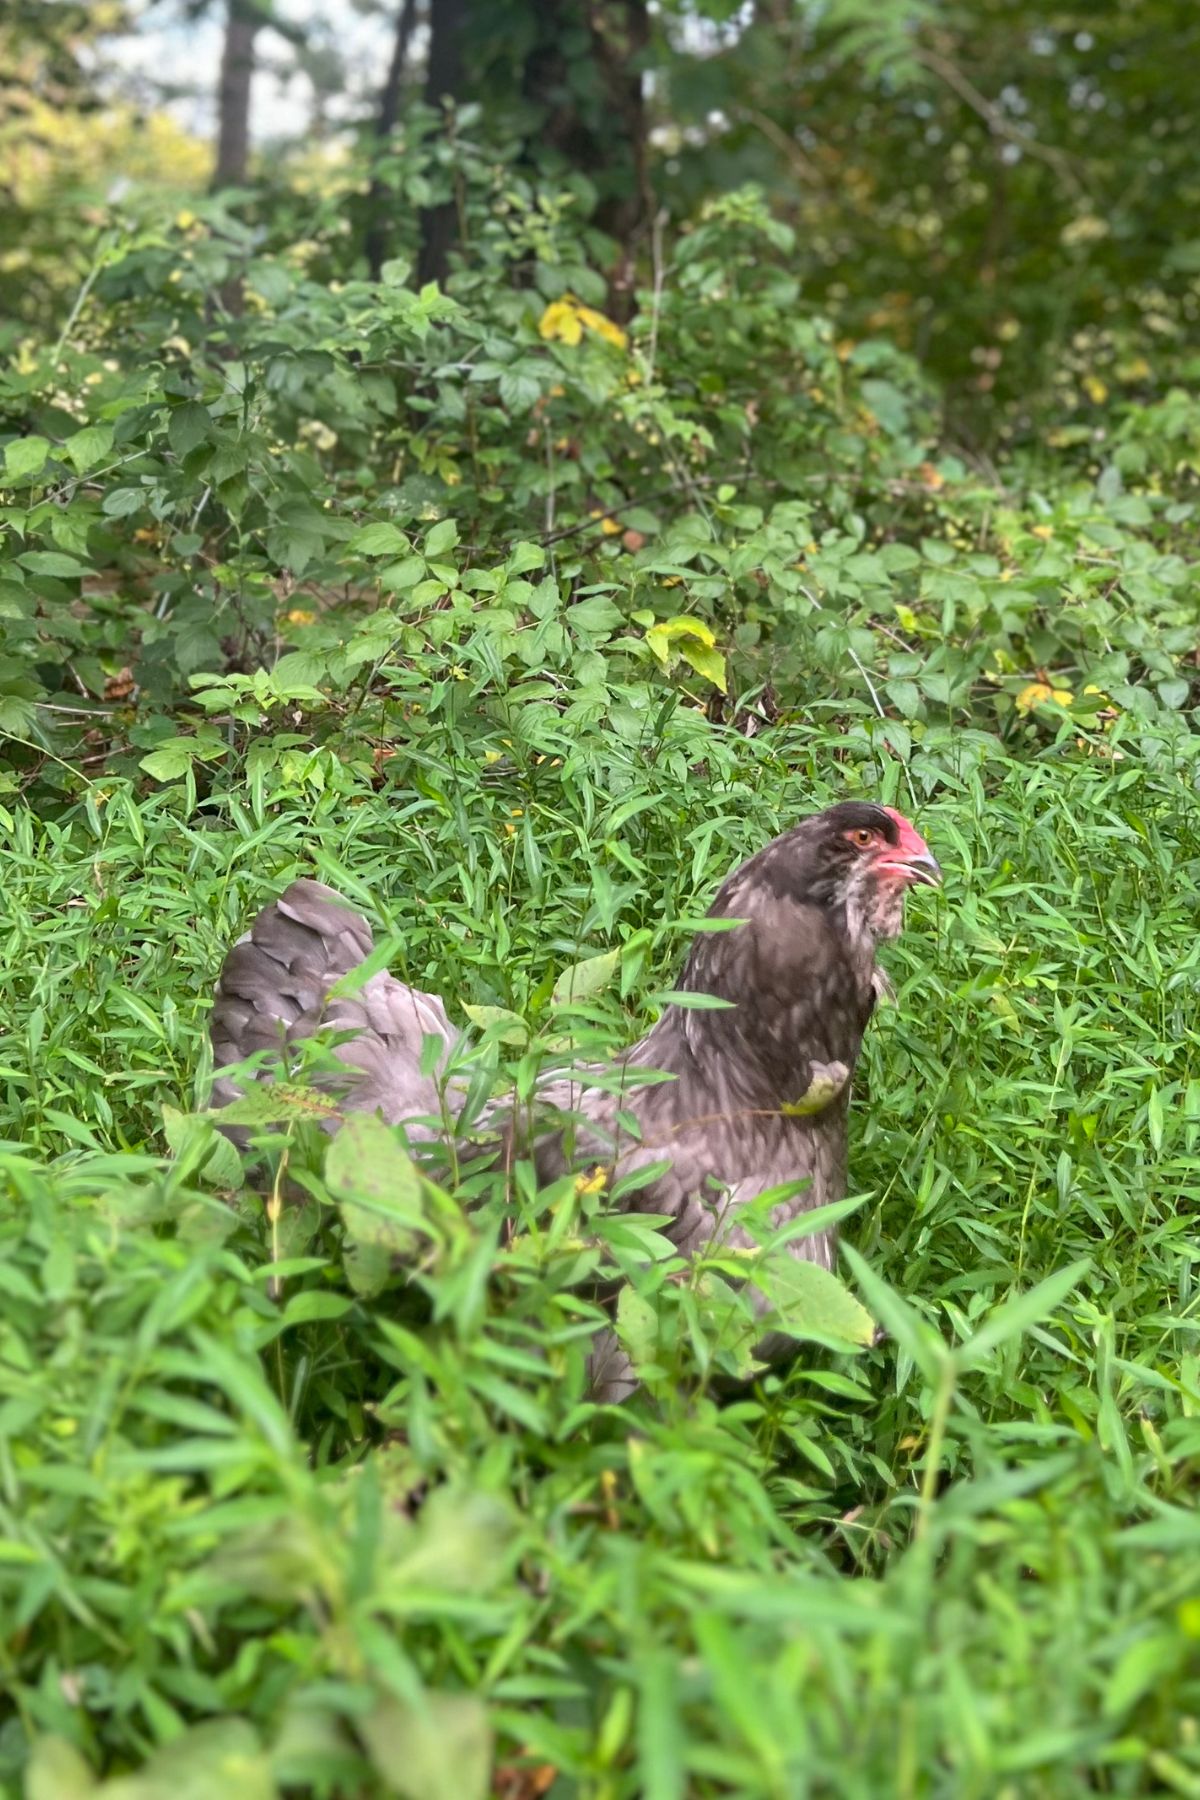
[2,139,1200,1796]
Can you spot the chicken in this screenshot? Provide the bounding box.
[210,800,939,1393]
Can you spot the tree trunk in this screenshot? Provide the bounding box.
[417,0,469,288]
[213,0,260,190]
[366,0,421,279]
[522,0,651,310]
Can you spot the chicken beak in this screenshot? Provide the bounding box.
[900,850,941,887]
[878,848,941,887]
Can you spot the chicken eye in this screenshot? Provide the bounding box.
[850,828,876,848]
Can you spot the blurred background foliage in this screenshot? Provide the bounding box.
[2,3,1200,1797]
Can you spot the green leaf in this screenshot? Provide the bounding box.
[99,1717,276,1800]
[754,1257,876,1350]
[678,638,727,692]
[498,366,543,412]
[956,1259,1090,1370]
[325,1113,427,1253]
[140,736,227,782]
[19,549,88,579]
[282,1289,355,1326]
[210,1084,341,1127]
[461,1003,529,1045]
[168,401,213,458]
[4,435,50,482]
[380,555,427,590]
[1102,1633,1181,1719]
[139,745,195,782]
[63,424,114,474]
[161,1104,243,1188]
[358,1691,491,1800]
[26,1736,96,1800]
[885,678,921,718]
[423,518,459,558]
[551,946,621,1006]
[0,578,30,619]
[350,521,411,557]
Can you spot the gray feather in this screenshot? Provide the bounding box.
[210,879,461,1140]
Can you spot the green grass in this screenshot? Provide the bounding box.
[3,700,1200,1799]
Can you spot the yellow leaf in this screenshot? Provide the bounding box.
[538,295,628,351]
[286,608,315,625]
[645,616,726,691]
[1030,525,1054,540]
[668,616,716,647]
[575,304,628,351]
[1082,375,1109,404]
[599,516,621,535]
[1015,682,1073,713]
[679,640,727,693]
[538,299,584,346]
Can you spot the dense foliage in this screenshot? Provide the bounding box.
[2,11,1200,1796]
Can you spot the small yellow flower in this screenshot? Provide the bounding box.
[286,608,315,625]
[1030,525,1054,540]
[574,1165,607,1196]
[1082,375,1109,404]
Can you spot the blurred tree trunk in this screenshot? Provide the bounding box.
[415,0,651,297]
[417,0,468,288]
[366,0,420,280]
[213,0,260,190]
[523,0,649,243]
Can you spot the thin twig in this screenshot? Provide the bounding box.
[52,231,117,363]
[916,47,1087,198]
[847,646,919,810]
[644,207,669,391]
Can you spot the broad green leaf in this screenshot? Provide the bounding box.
[161,1104,243,1188]
[461,1003,528,1045]
[349,521,410,556]
[552,946,620,1005]
[19,549,88,578]
[282,1289,355,1325]
[424,517,459,558]
[139,746,195,782]
[99,1718,276,1800]
[678,638,727,692]
[754,1256,876,1350]
[64,424,114,473]
[358,1691,491,1800]
[210,1083,341,1127]
[26,1736,96,1800]
[5,435,50,482]
[325,1112,427,1252]
[168,401,212,458]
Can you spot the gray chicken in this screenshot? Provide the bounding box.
[210,800,939,1392]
